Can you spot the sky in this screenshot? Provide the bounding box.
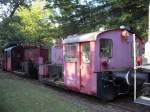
[0,0,44,22]
[0,3,10,21]
[80,0,90,5]
[80,0,98,6]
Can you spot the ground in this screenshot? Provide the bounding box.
[0,71,149,112]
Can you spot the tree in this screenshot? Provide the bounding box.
[46,0,149,38]
[16,0,58,44]
[0,16,27,50]
[101,0,149,37]
[0,0,149,50]
[0,0,57,50]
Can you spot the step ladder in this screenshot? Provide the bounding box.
[135,81,150,106]
[135,96,150,106]
[134,66,150,106]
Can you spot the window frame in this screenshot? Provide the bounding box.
[64,44,77,62]
[99,38,113,58]
[81,42,90,64]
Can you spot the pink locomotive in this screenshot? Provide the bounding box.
[63,28,145,100]
[39,28,148,100]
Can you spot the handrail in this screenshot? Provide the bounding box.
[133,34,137,101]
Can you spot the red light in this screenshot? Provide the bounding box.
[140,38,145,44]
[101,58,108,68]
[121,30,129,41]
[136,56,142,65]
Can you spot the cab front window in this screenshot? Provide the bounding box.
[100,39,113,58]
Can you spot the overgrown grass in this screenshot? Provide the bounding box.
[0,72,88,112]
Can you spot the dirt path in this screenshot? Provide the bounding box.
[0,71,149,112]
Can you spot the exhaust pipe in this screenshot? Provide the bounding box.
[113,71,147,86]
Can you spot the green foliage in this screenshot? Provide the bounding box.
[46,0,149,38]
[0,0,149,50]
[0,0,57,49]
[102,0,149,37]
[16,1,53,43]
[0,16,27,49]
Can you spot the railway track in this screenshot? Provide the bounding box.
[3,71,150,112]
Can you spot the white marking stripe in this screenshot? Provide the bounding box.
[139,96,150,100]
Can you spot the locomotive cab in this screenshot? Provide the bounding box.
[63,28,147,101]
[95,29,146,100]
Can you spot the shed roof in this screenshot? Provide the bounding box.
[4,46,16,52]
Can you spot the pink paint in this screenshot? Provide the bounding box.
[39,64,48,76]
[7,57,11,71]
[95,30,143,72]
[63,36,97,95]
[51,45,63,65]
[24,48,48,64]
[63,29,143,96]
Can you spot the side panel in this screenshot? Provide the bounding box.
[95,30,133,72]
[51,46,63,65]
[64,44,80,91]
[80,42,91,93]
[7,50,12,71]
[39,64,48,76]
[24,48,40,63]
[40,49,48,63]
[7,57,11,71]
[64,62,79,89]
[90,41,97,95]
[80,42,96,95]
[64,42,97,95]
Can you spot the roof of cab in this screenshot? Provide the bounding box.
[63,32,100,44]
[63,28,140,44]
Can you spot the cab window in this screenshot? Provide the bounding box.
[100,39,113,58]
[64,44,77,62]
[82,43,90,63]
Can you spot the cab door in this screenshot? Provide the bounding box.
[80,42,91,93]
